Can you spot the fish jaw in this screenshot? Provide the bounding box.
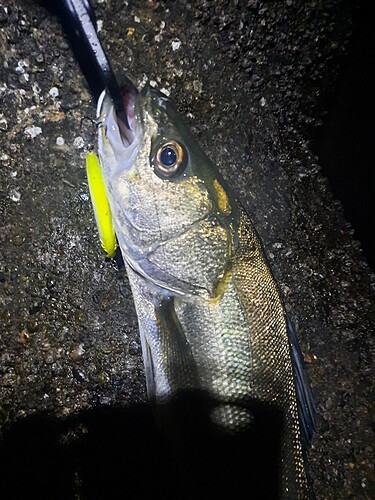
[96,87,140,182]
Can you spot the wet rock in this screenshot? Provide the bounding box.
[0,1,373,499]
[69,344,85,362]
[28,303,43,315]
[11,234,26,247]
[60,97,80,110]
[128,340,141,356]
[72,367,87,383]
[26,320,40,333]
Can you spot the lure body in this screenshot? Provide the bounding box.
[86,151,117,257]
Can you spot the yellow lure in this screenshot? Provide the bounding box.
[85,151,117,258]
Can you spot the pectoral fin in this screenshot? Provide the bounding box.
[154,297,200,394]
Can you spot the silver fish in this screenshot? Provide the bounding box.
[96,84,315,498]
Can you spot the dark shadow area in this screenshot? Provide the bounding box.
[313,2,375,270]
[0,393,283,499]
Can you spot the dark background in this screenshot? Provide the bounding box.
[314,1,375,271]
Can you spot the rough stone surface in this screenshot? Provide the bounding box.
[0,1,374,499]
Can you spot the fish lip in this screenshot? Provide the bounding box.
[97,85,141,173]
[96,84,137,147]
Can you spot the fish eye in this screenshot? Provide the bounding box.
[153,140,186,179]
[160,146,177,166]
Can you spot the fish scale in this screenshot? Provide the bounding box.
[233,210,307,496]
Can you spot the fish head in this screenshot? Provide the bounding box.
[97,84,238,300]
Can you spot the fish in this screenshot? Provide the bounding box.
[95,83,316,498]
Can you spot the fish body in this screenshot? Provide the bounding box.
[96,85,315,498]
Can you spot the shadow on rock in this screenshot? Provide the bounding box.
[0,392,282,499]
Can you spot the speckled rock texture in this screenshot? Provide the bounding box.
[0,1,373,499]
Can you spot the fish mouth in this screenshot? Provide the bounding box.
[97,81,141,171]
[116,81,138,147]
[97,80,139,148]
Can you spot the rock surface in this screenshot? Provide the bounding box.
[0,1,373,498]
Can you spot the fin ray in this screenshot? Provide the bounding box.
[287,320,316,446]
